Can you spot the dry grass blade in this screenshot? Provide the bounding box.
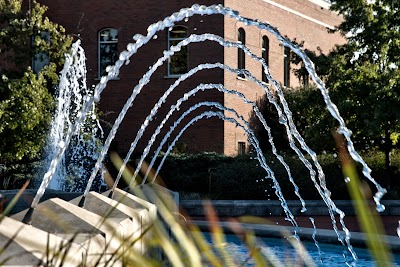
[334,132,393,266]
[0,180,30,220]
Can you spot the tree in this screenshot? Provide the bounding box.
[327,0,400,175]
[286,1,399,172]
[0,0,72,163]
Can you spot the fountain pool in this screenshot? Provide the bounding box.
[203,232,400,267]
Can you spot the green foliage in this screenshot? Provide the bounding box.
[157,152,232,195]
[248,94,288,152]
[283,86,337,153]
[332,1,400,144]
[211,158,270,199]
[0,0,72,163]
[323,1,400,176]
[288,38,333,85]
[325,44,400,152]
[0,70,53,161]
[281,1,400,176]
[0,159,43,189]
[157,150,400,200]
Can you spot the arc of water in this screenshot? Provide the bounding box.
[97,30,336,227]
[138,105,300,238]
[117,3,384,211]
[113,80,306,214]
[32,4,226,206]
[92,32,304,205]
[35,4,383,215]
[221,6,386,211]
[149,106,358,263]
[147,83,305,208]
[182,34,357,257]
[109,59,304,210]
[96,27,354,257]
[89,25,355,256]
[66,27,356,259]
[105,45,306,212]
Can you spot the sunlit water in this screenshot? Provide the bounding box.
[204,233,400,267]
[41,41,104,192]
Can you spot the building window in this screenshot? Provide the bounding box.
[32,31,50,73]
[261,35,269,83]
[237,28,246,78]
[168,26,188,76]
[238,142,246,155]
[283,46,290,87]
[98,28,118,77]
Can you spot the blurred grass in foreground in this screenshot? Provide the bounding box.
[334,132,393,266]
[0,150,396,266]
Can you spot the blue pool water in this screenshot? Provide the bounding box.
[204,233,400,266]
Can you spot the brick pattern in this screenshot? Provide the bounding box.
[38,0,344,157]
[223,0,344,155]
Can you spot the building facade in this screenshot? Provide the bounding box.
[38,0,344,157]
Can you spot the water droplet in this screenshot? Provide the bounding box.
[133,34,143,41]
[397,221,400,237]
[376,203,385,212]
[153,35,158,40]
[344,177,350,183]
[184,17,189,22]
[278,117,287,124]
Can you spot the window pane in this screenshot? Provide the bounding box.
[169,26,187,38]
[238,28,245,78]
[168,27,188,75]
[262,36,269,83]
[238,142,246,155]
[169,41,187,75]
[100,43,118,76]
[284,47,290,87]
[100,28,118,42]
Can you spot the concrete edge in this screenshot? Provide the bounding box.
[189,220,400,252]
[180,200,400,216]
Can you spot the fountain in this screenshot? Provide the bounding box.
[42,42,104,192]
[0,3,397,266]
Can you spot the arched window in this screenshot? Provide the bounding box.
[237,28,246,78]
[168,26,188,76]
[98,28,118,77]
[261,35,269,83]
[284,46,290,87]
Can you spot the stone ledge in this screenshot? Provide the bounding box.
[180,200,400,216]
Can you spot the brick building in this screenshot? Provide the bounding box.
[38,0,344,157]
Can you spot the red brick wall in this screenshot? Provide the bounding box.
[38,0,344,157]
[223,0,345,155]
[38,0,225,156]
